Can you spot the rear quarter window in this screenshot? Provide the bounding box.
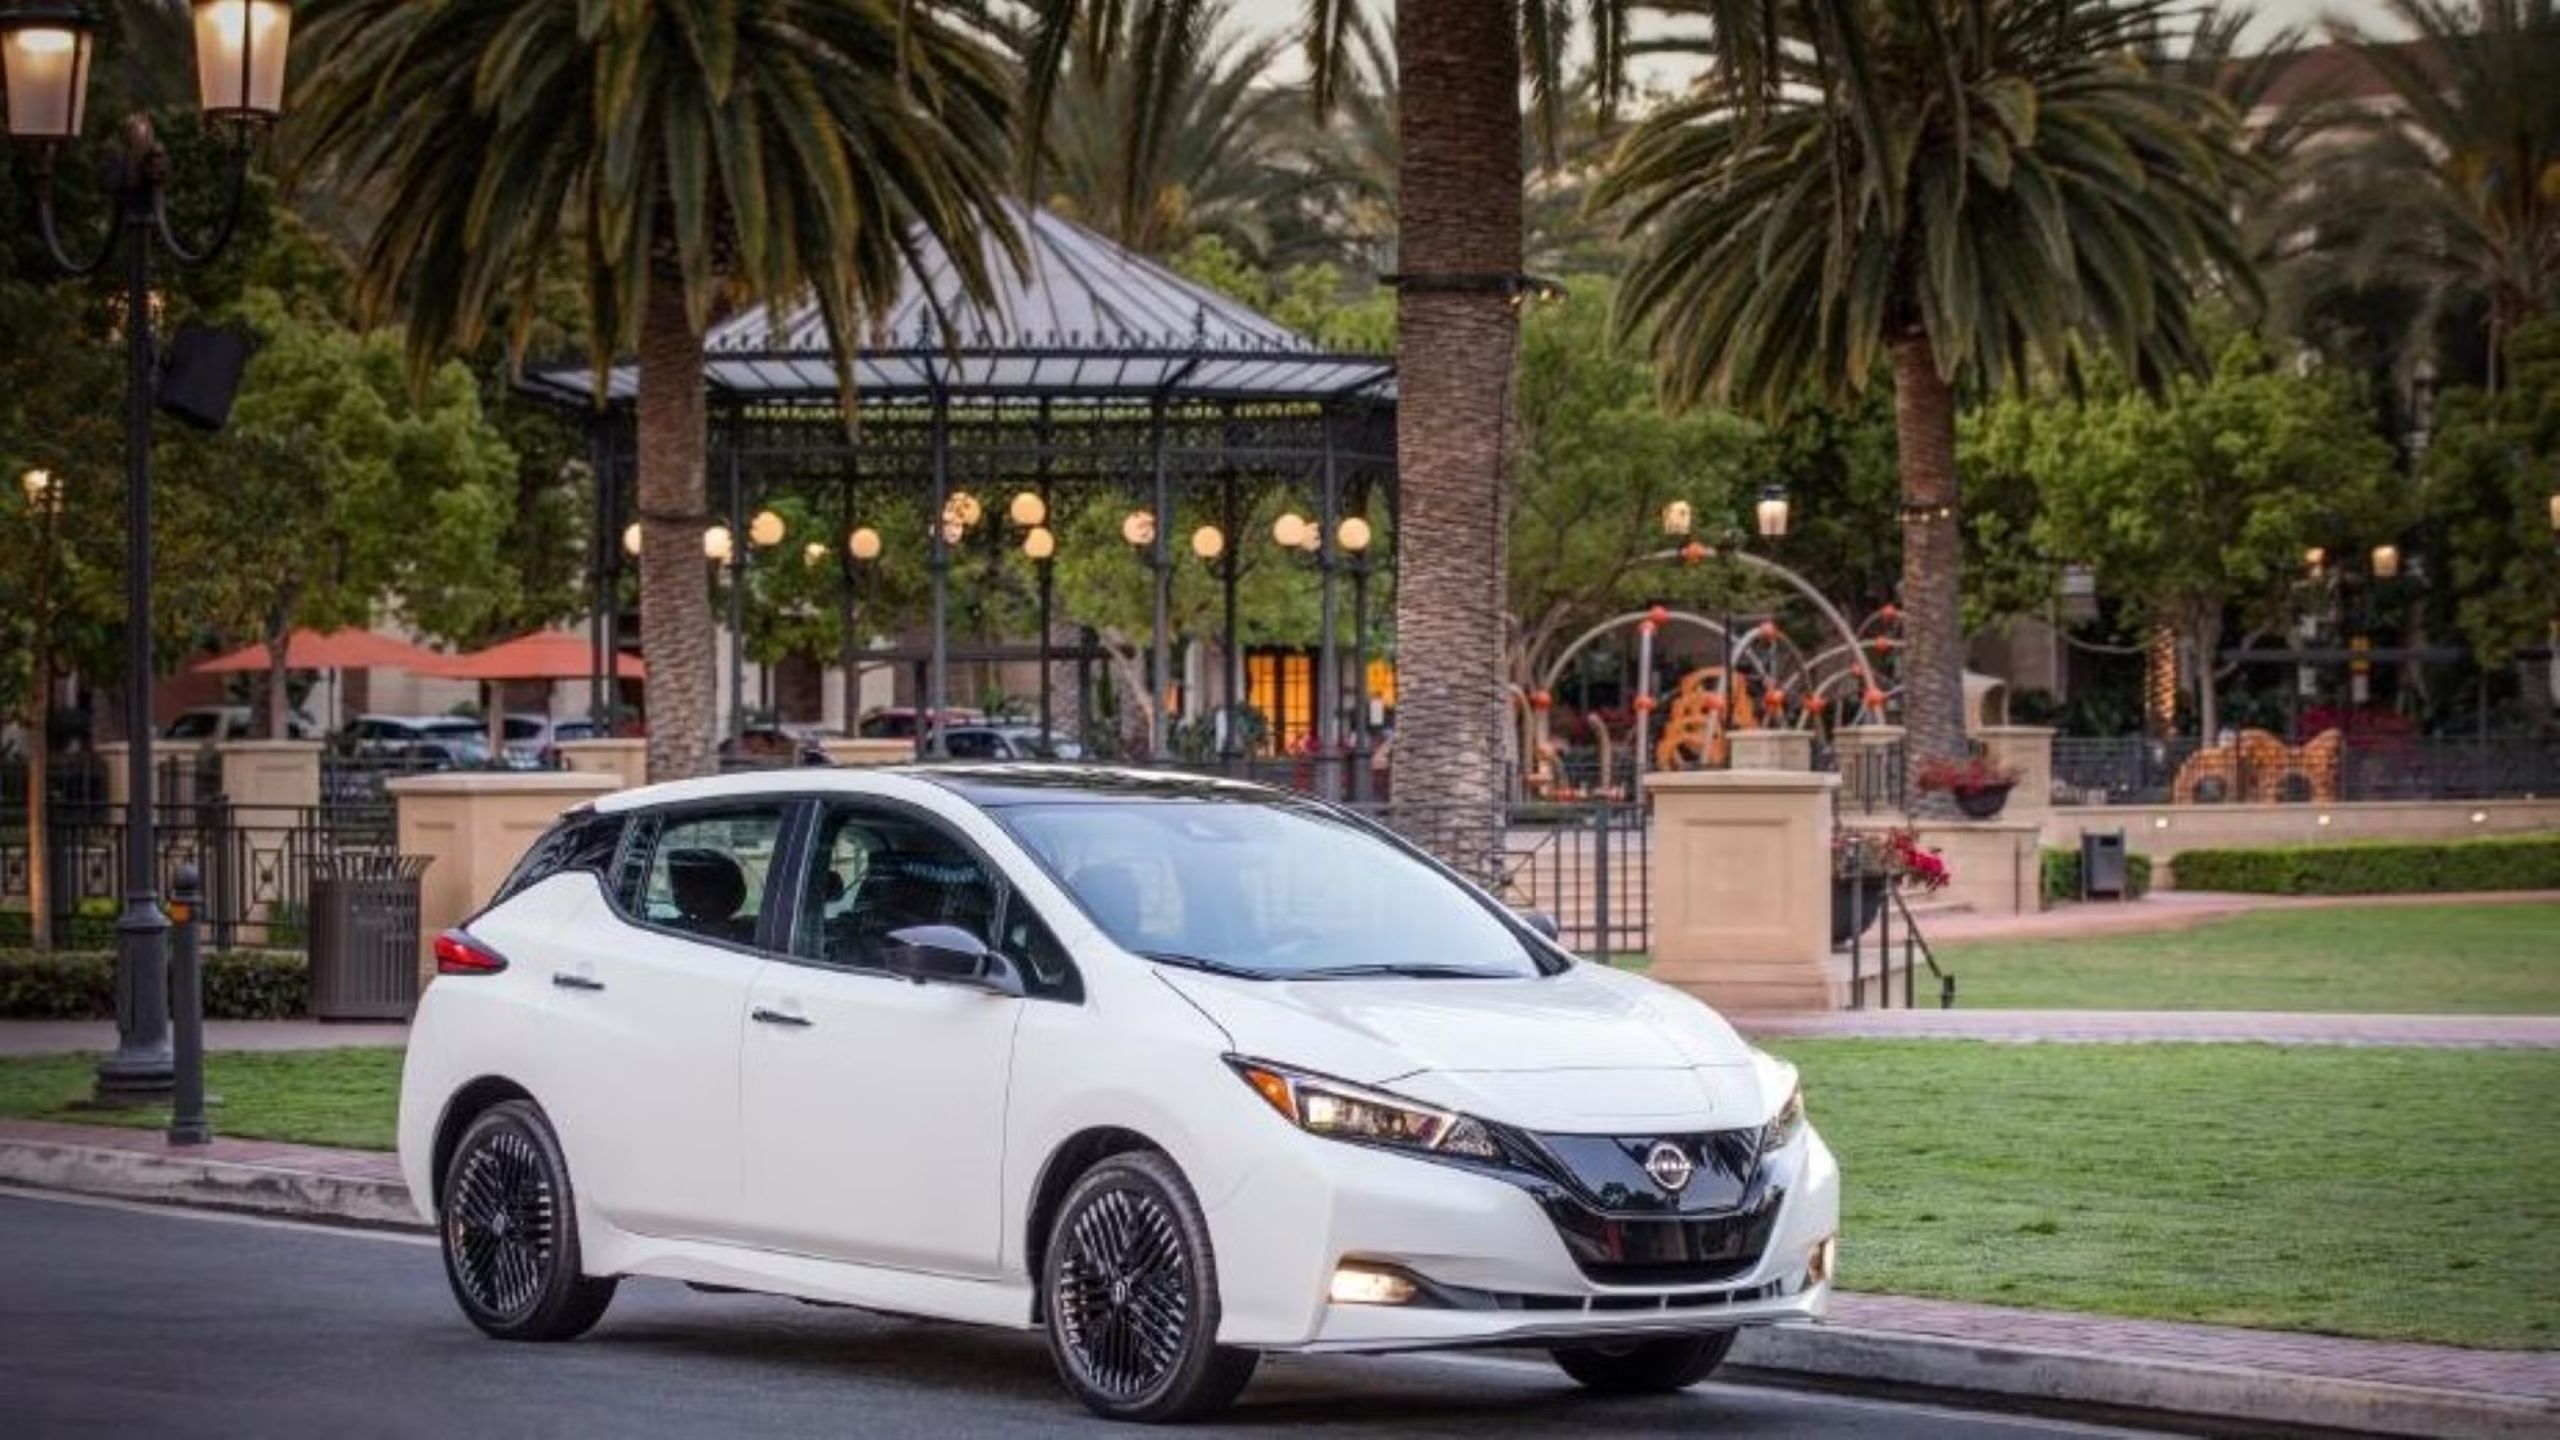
[494,809,626,905]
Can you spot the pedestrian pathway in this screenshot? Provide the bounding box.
[1740,1008,2560,1047]
[0,1019,408,1057]
[1918,888,2559,944]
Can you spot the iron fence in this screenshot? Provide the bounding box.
[2053,735,2560,806]
[0,800,395,950]
[1345,799,1653,961]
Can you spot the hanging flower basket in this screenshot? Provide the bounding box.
[1830,828,1952,943]
[1915,754,2025,821]
[1952,782,2014,819]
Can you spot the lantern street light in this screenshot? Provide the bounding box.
[1190,524,1225,562]
[622,522,643,558]
[848,526,883,562]
[1661,499,1693,537]
[3,0,294,1108]
[1755,484,1791,540]
[2548,484,2558,536]
[2370,543,2401,581]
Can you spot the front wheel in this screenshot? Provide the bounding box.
[1550,1331,1736,1394]
[439,1099,617,1341]
[1041,1151,1258,1421]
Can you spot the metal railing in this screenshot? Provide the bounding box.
[1838,869,1955,1010]
[0,800,395,950]
[2053,734,2560,806]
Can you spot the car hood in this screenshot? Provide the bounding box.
[1156,961,1764,1131]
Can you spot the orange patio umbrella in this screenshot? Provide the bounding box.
[434,631,644,683]
[192,627,454,675]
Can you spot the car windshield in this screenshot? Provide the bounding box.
[997,800,1544,980]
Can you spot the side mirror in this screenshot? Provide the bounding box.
[883,924,1023,997]
[1515,908,1562,944]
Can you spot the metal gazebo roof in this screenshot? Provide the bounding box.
[526,202,1396,409]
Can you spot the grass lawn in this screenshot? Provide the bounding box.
[0,1048,401,1151]
[2,1038,2552,1349]
[1936,901,2560,1013]
[1768,1039,2560,1349]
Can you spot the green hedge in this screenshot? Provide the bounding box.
[2169,836,2560,895]
[0,898,120,949]
[2041,847,2154,903]
[0,949,309,1020]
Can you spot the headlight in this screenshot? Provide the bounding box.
[1760,1083,1806,1157]
[1230,1059,1503,1161]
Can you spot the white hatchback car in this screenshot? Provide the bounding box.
[399,766,1838,1422]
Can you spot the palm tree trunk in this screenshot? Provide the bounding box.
[1390,0,1522,861]
[1889,334,1968,815]
[637,280,719,782]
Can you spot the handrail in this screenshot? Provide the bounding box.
[1889,886,1957,1010]
[1844,871,1958,1010]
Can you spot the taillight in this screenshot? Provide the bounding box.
[434,929,509,976]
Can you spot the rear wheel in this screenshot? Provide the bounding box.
[439,1099,617,1341]
[1550,1331,1736,1394]
[1041,1150,1258,1421]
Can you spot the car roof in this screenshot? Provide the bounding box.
[589,763,1285,815]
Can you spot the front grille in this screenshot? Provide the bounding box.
[1501,1125,1786,1286]
[1534,1185,1786,1284]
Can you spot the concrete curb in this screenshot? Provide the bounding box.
[1730,1323,2556,1440]
[3,1133,2549,1440]
[0,1135,421,1232]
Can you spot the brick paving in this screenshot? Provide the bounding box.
[1829,1292,2560,1402]
[1739,1008,2560,1047]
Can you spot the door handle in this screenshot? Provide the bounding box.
[551,972,606,992]
[751,1006,812,1028]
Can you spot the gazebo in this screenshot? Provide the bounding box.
[529,203,1396,774]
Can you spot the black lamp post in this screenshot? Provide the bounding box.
[1338,516,1375,801]
[4,0,292,1101]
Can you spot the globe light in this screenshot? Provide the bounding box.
[2548,487,2559,535]
[1,3,93,142]
[2303,545,2326,576]
[1271,512,1309,549]
[1009,491,1047,528]
[1337,516,1372,553]
[621,521,642,558]
[1024,525,1056,561]
[703,525,733,563]
[848,526,882,562]
[1191,525,1225,561]
[2370,543,2400,580]
[937,518,965,546]
[191,0,292,126]
[802,541,828,568]
[1755,484,1791,539]
[1660,499,1692,537]
[19,467,60,509]
[944,490,982,529]
[1122,510,1156,547]
[748,509,785,548]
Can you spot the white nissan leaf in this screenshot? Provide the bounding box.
[397,766,1838,1422]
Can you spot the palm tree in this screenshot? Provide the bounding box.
[291,0,1021,781]
[2286,0,2560,391]
[1596,0,2255,799]
[1032,0,1298,259]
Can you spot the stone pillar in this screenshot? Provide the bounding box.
[95,742,131,810]
[1976,724,2056,822]
[1644,769,1840,1013]
[1910,817,2042,916]
[554,738,648,791]
[1830,724,1906,815]
[214,740,322,814]
[1727,728,1815,772]
[819,737,914,768]
[390,771,621,981]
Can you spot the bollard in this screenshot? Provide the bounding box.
[168,862,210,1146]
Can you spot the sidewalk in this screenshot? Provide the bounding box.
[0,1117,2547,1439]
[0,1019,409,1057]
[1918,888,2560,944]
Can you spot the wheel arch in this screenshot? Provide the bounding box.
[1023,1124,1168,1319]
[428,1075,538,1210]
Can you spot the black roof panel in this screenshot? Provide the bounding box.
[908,764,1289,808]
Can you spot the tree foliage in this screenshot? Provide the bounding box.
[2420,319,2560,665]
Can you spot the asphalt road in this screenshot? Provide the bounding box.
[0,1191,2167,1439]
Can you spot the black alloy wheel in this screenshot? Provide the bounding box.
[1550,1330,1737,1393]
[439,1099,617,1341]
[1042,1151,1257,1421]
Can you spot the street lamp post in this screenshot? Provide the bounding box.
[18,468,63,952]
[3,0,293,1100]
[1338,516,1375,801]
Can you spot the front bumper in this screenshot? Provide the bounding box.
[1202,1122,1839,1351]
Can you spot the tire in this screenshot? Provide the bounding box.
[1041,1150,1258,1422]
[1550,1331,1737,1394]
[438,1099,617,1342]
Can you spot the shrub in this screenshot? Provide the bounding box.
[0,948,309,1020]
[2040,847,2154,903]
[2168,836,2560,895]
[0,897,121,949]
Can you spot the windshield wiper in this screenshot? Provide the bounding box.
[1292,963,1520,980]
[1136,950,1274,981]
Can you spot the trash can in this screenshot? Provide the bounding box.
[2079,829,2130,901]
[308,854,432,1020]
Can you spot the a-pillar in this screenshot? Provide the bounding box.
[1644,769,1840,1013]
[388,771,621,984]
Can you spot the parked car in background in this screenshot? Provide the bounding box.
[855,706,982,740]
[340,715,494,769]
[498,715,603,768]
[163,706,316,742]
[935,724,1084,761]
[401,766,1835,1421]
